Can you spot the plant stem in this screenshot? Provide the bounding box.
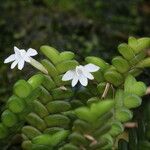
[124,122,138,128]
[146,86,150,95]
[101,82,110,99]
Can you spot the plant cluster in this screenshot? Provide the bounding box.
[0,37,150,150]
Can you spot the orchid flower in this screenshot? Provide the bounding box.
[4,46,48,74]
[62,64,100,87]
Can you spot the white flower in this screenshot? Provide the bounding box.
[4,46,48,74]
[62,64,100,87]
[4,46,37,70]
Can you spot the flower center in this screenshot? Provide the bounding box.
[76,66,84,76]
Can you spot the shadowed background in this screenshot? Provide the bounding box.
[0,0,150,149]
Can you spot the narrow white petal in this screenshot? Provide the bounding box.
[4,54,15,63]
[72,75,79,87]
[14,46,20,51]
[18,60,25,70]
[11,61,18,69]
[82,68,94,80]
[14,46,21,55]
[84,63,100,72]
[15,50,23,60]
[62,70,75,81]
[79,75,88,86]
[27,48,38,56]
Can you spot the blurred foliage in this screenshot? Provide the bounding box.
[0,0,150,149]
[0,37,150,149]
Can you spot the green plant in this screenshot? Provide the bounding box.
[0,37,150,150]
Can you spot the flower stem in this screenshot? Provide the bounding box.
[101,83,110,99]
[29,57,48,74]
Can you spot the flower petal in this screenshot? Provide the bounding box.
[14,46,21,56]
[84,63,100,72]
[4,54,15,63]
[82,68,94,80]
[27,48,38,56]
[18,50,30,62]
[18,60,25,70]
[62,70,75,81]
[72,75,79,87]
[79,75,88,86]
[11,61,18,69]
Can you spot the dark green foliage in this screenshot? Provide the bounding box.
[0,37,150,150]
[0,0,150,149]
[0,0,150,104]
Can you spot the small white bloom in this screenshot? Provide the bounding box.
[4,46,48,74]
[4,46,37,70]
[62,64,100,87]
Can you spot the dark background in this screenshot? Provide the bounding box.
[0,0,150,110]
[0,0,150,149]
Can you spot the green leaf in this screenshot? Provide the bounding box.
[13,80,32,98]
[115,107,133,122]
